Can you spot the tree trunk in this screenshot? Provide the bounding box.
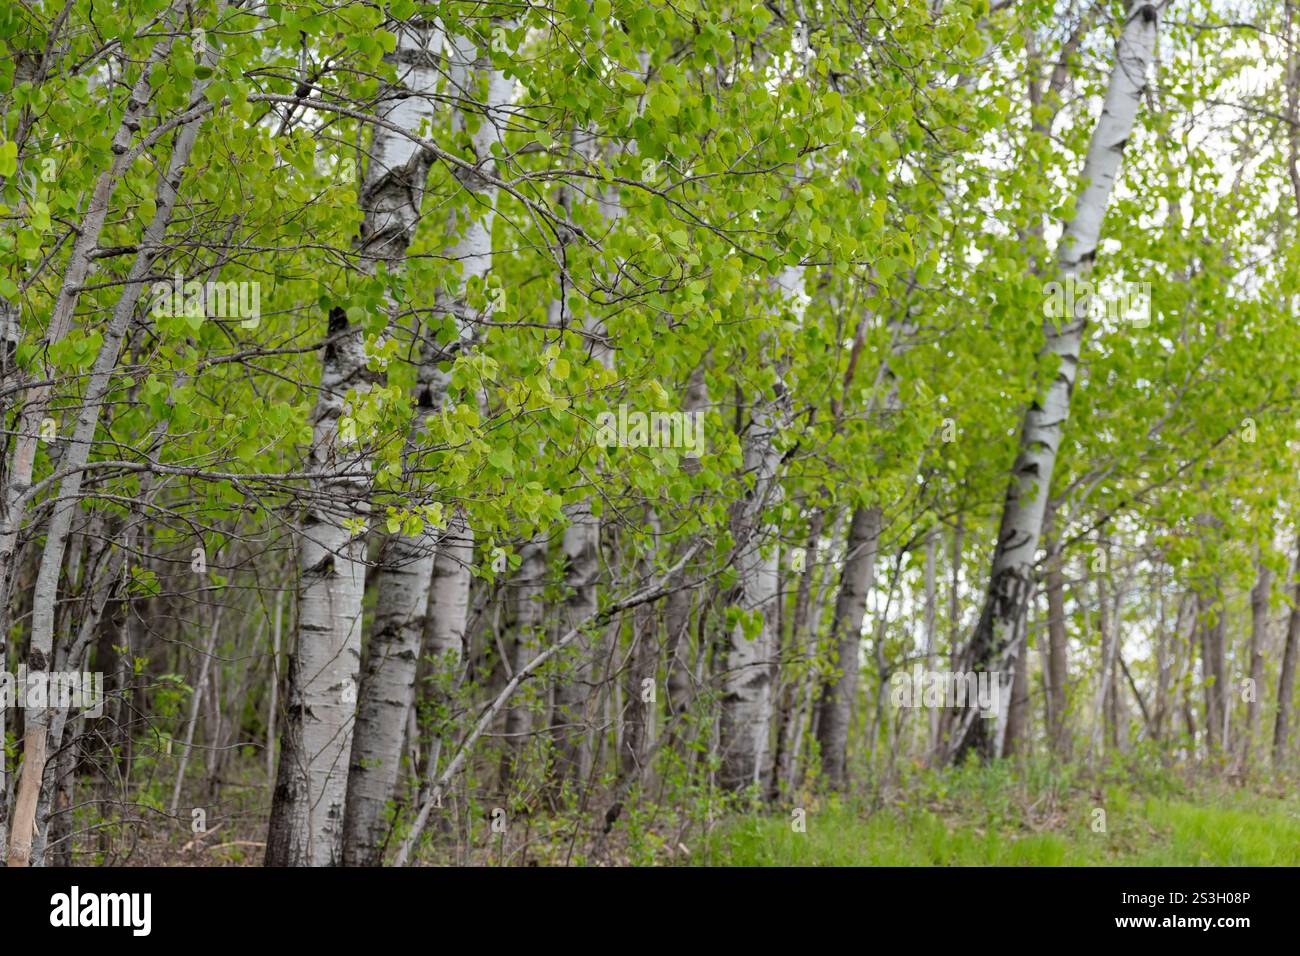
[417,510,475,784]
[663,567,696,717]
[500,535,548,782]
[267,592,283,787]
[950,0,1160,762]
[1238,558,1270,772]
[1152,581,1181,742]
[664,362,711,716]
[814,505,881,790]
[1197,590,1226,755]
[1273,538,1300,767]
[30,524,125,866]
[1004,625,1031,756]
[264,300,374,867]
[718,416,784,791]
[621,518,661,786]
[340,19,508,866]
[171,606,224,814]
[718,265,799,792]
[771,508,827,795]
[550,500,601,790]
[935,516,966,751]
[1044,537,1070,756]
[1090,549,1116,761]
[922,526,940,759]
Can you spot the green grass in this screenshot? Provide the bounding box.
[695,768,1300,866]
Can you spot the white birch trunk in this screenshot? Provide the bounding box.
[425,508,475,667]
[29,523,126,866]
[621,513,662,785]
[952,0,1160,761]
[718,266,800,791]
[271,18,443,867]
[0,299,10,859]
[502,534,549,770]
[342,27,513,863]
[550,496,602,786]
[719,402,784,791]
[266,305,373,867]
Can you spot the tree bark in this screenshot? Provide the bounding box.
[814,505,881,790]
[718,268,798,792]
[332,18,454,866]
[717,417,783,792]
[1197,590,1226,755]
[500,535,548,781]
[1273,538,1300,767]
[950,0,1160,762]
[171,606,224,814]
[264,299,374,867]
[550,499,601,789]
[771,508,826,795]
[267,592,283,788]
[922,526,940,759]
[664,362,710,716]
[1090,548,1113,760]
[1044,536,1070,756]
[1004,625,1031,756]
[621,515,661,786]
[1238,558,1270,772]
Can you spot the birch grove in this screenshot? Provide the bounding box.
[2,0,1300,869]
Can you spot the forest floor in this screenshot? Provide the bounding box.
[698,760,1300,866]
[99,754,1300,866]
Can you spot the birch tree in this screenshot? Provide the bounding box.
[951,0,1162,761]
[341,21,515,867]
[268,17,443,867]
[4,6,228,863]
[718,267,799,791]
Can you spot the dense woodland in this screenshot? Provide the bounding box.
[1,0,1299,868]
